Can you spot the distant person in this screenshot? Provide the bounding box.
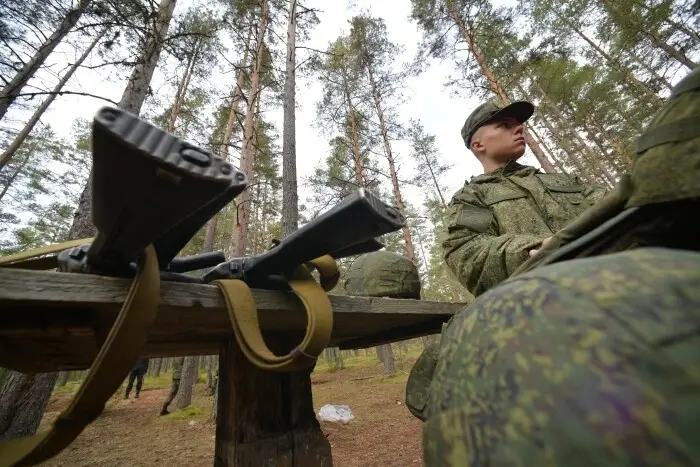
[124,358,149,399]
[160,356,185,416]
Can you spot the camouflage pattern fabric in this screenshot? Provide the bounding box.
[171,356,185,380]
[511,65,700,277]
[442,162,607,298]
[405,339,441,422]
[626,65,700,208]
[344,250,421,299]
[423,248,700,466]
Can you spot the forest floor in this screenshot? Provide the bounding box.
[39,346,426,467]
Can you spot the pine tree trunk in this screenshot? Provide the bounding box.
[203,46,250,256]
[535,113,591,181]
[422,153,447,207]
[380,344,396,377]
[174,355,199,409]
[0,373,57,440]
[527,123,567,173]
[281,0,299,238]
[0,29,105,170]
[601,0,697,70]
[67,0,178,241]
[627,49,674,91]
[167,39,201,133]
[343,80,364,186]
[0,149,32,202]
[364,62,417,263]
[57,371,71,387]
[565,20,666,106]
[232,0,269,257]
[0,0,93,122]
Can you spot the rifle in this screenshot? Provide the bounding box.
[56,106,249,279]
[0,106,407,467]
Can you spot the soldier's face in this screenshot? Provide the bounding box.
[472,117,527,162]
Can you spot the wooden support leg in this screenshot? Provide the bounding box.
[214,333,332,467]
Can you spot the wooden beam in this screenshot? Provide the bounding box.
[0,268,468,372]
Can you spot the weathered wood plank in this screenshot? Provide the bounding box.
[0,268,468,372]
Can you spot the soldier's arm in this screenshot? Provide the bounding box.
[582,182,609,205]
[441,188,544,297]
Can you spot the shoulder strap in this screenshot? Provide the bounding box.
[212,254,337,372]
[0,244,160,467]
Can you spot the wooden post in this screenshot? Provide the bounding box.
[215,332,332,466]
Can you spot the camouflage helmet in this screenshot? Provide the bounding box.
[627,65,700,208]
[343,250,421,299]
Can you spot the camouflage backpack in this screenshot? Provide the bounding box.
[422,67,700,466]
[344,250,421,299]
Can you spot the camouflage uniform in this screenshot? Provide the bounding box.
[423,248,700,466]
[442,162,607,298]
[160,356,185,415]
[422,65,700,465]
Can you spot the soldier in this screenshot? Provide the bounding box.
[405,100,610,423]
[442,100,608,298]
[124,357,148,399]
[160,356,185,416]
[422,65,700,465]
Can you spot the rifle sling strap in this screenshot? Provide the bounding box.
[0,244,160,467]
[0,242,337,465]
[212,254,337,372]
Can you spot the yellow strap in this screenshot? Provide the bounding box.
[305,254,340,292]
[212,254,337,371]
[0,244,160,467]
[0,238,94,270]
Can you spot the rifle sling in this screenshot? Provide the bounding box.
[212,254,336,372]
[0,244,160,467]
[0,243,337,464]
[0,237,95,270]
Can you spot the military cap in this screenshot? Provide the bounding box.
[461,100,534,148]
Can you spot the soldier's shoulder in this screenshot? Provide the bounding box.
[448,180,488,205]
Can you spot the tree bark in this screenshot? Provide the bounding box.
[281,0,299,238]
[67,0,178,241]
[0,149,32,203]
[0,29,105,170]
[167,36,202,133]
[174,355,199,410]
[380,344,395,377]
[0,372,57,440]
[363,60,417,263]
[204,44,251,256]
[231,0,269,257]
[0,0,93,122]
[601,0,697,70]
[564,19,666,106]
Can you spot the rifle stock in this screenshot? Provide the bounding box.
[58,106,248,277]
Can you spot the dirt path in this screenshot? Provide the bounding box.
[39,362,424,467]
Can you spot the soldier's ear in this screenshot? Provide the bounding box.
[471,136,484,155]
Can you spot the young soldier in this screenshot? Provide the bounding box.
[442,100,608,297]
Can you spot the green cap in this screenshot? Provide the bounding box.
[461,100,535,148]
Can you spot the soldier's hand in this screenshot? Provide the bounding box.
[529,236,552,257]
